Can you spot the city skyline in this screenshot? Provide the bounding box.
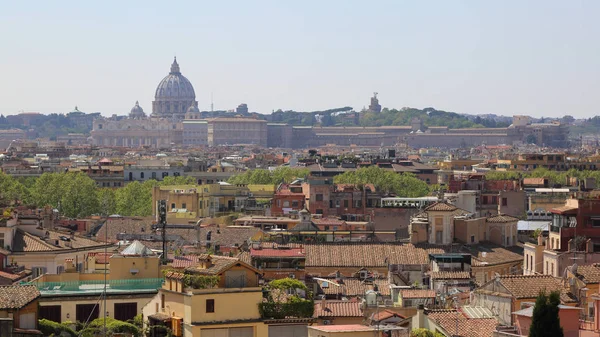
[1,1,599,118]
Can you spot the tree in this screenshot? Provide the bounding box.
[529,291,563,337]
[115,180,154,216]
[97,188,117,216]
[333,166,429,197]
[60,173,99,218]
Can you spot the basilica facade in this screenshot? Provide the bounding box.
[90,58,196,148]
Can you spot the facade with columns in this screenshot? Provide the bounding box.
[91,100,182,148]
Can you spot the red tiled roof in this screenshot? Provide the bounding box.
[370,309,406,321]
[429,271,471,280]
[171,255,200,269]
[424,202,458,212]
[486,214,519,223]
[427,309,498,337]
[313,300,362,318]
[250,248,305,258]
[312,218,346,226]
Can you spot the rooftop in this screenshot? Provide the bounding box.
[0,284,40,309]
[313,300,362,318]
[426,309,498,337]
[305,243,443,268]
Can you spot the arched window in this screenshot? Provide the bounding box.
[140,172,145,179]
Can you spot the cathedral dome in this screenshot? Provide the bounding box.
[154,58,196,100]
[152,57,197,119]
[129,101,146,118]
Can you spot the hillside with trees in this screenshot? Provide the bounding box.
[359,107,510,128]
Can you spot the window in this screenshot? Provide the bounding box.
[283,201,290,207]
[76,304,99,322]
[316,194,323,201]
[206,299,215,313]
[140,172,145,179]
[492,196,498,205]
[152,172,157,179]
[171,203,176,210]
[343,200,349,208]
[502,198,508,206]
[182,203,187,209]
[39,305,61,323]
[483,196,489,204]
[589,302,595,320]
[0,233,4,249]
[470,235,475,243]
[316,209,323,215]
[292,201,299,208]
[114,303,137,322]
[161,294,165,309]
[162,172,169,178]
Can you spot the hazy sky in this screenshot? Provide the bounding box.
[1,1,599,118]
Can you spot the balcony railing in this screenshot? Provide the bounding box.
[29,278,164,294]
[550,225,561,233]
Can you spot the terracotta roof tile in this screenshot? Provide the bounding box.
[486,214,519,223]
[424,202,458,212]
[315,277,391,297]
[427,309,498,337]
[185,255,258,276]
[305,243,441,268]
[479,275,576,302]
[575,265,600,284]
[313,300,363,318]
[0,285,40,309]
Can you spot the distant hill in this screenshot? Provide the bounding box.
[358,107,510,129]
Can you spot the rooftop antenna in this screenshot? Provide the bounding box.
[211,92,214,112]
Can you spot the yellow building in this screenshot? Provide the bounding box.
[143,254,267,336]
[152,183,275,219]
[31,241,163,324]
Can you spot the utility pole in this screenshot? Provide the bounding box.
[158,200,167,265]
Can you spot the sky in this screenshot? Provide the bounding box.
[1,1,599,118]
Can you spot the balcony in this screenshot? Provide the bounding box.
[30,278,164,296]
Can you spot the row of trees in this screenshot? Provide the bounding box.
[485,167,600,187]
[228,167,309,185]
[0,171,196,218]
[333,166,430,197]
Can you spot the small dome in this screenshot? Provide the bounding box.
[187,103,200,113]
[129,101,146,118]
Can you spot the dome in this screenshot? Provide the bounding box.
[129,100,146,118]
[187,103,200,113]
[152,57,197,119]
[154,58,196,99]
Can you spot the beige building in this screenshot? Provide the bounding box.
[32,241,162,324]
[207,117,267,147]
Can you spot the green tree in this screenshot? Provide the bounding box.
[115,180,155,216]
[333,166,429,197]
[60,173,99,218]
[529,291,563,337]
[31,173,66,208]
[97,188,117,216]
[0,172,31,206]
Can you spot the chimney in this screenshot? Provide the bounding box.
[587,239,593,253]
[416,304,425,329]
[537,233,544,246]
[321,297,327,310]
